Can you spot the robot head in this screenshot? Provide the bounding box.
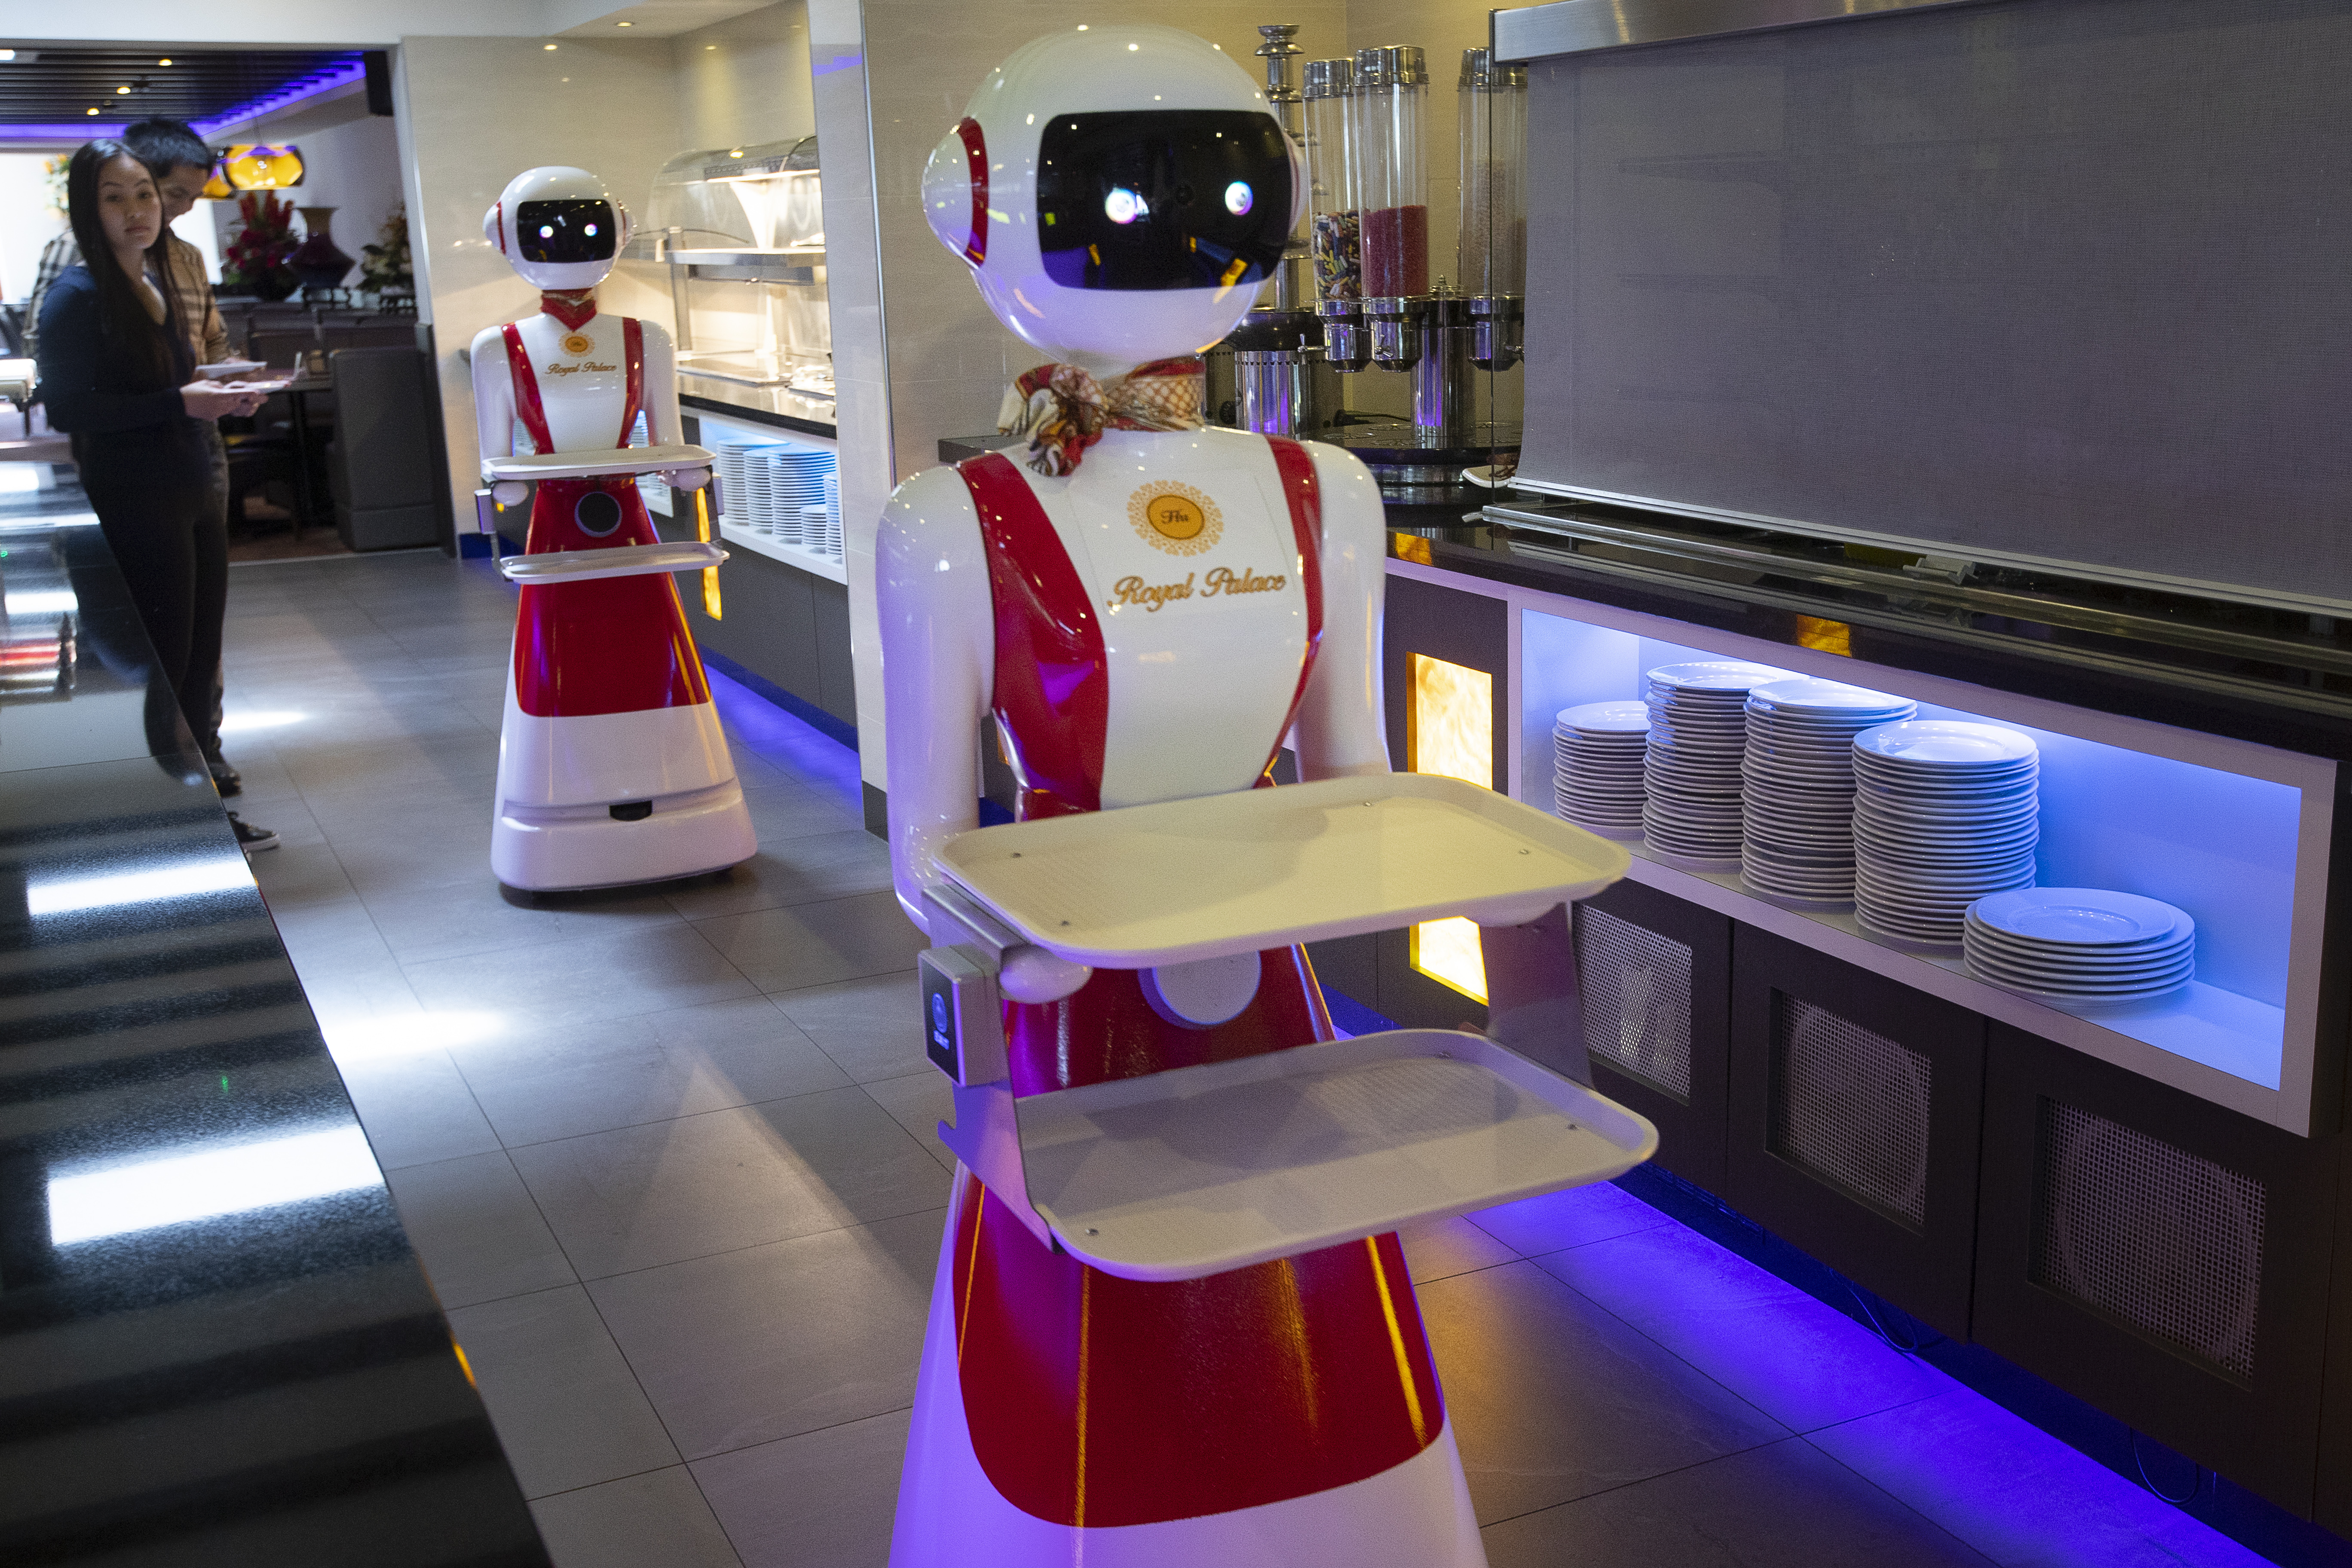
[921,25,1300,365]
[482,165,633,291]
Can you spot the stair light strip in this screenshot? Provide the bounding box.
[48,1125,381,1246]
[28,857,253,917]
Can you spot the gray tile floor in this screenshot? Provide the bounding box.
[227,550,2272,1568]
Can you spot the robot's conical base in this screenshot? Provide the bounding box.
[888,1173,1489,1568]
[490,677,756,892]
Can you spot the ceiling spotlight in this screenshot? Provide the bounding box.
[116,85,132,95]
[616,18,633,24]
[86,107,98,116]
[0,50,18,62]
[157,57,172,65]
[543,43,557,50]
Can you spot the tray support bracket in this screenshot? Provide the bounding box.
[1479,901,1592,1086]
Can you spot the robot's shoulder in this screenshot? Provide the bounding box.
[1297,438,1384,510]
[469,322,512,356]
[625,316,672,348]
[879,463,983,539]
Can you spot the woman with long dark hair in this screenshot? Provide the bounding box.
[36,141,276,849]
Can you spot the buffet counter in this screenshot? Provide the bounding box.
[0,505,546,1564]
[1366,496,2352,1533]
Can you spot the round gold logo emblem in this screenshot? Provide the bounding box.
[1127,481,1223,557]
[560,331,594,357]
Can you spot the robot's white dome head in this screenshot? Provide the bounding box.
[483,165,634,290]
[921,25,1301,365]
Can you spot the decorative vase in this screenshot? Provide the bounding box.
[290,206,355,293]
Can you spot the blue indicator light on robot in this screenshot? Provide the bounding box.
[1105,187,1147,224]
[1225,181,1253,215]
[540,225,553,237]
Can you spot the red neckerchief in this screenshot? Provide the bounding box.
[995,356,1206,477]
[541,289,598,331]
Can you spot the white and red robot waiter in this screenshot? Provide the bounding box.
[876,26,1488,1567]
[471,165,755,891]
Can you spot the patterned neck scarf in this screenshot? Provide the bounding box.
[997,357,1206,477]
[541,289,599,331]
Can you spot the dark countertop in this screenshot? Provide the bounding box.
[0,496,547,1565]
[939,427,2352,758]
[1391,503,2352,763]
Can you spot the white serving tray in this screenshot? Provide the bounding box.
[484,442,714,481]
[934,772,1630,968]
[980,1027,1656,1281]
[497,541,724,584]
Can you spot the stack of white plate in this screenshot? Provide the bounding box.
[1963,888,2196,1010]
[1553,701,1649,838]
[1851,720,2040,947]
[821,471,844,560]
[713,439,785,528]
[1738,678,1917,906]
[1642,661,1791,867]
[758,446,836,541]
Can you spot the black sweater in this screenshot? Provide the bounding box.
[36,264,204,478]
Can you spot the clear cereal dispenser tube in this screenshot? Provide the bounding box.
[1305,56,1369,372]
[1459,47,1528,369]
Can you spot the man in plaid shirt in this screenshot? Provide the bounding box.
[32,118,251,805]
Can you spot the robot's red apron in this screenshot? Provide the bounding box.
[946,443,1445,1529]
[503,321,710,719]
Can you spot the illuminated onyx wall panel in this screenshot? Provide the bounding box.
[1373,576,1510,1031]
[1409,652,1495,1003]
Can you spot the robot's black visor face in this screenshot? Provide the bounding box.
[516,199,618,263]
[1035,110,1293,291]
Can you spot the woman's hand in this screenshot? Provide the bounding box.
[181,381,266,420]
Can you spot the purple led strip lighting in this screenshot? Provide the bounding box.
[0,56,368,144]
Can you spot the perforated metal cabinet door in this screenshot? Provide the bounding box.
[1574,878,1730,1193]
[1724,924,1988,1341]
[1975,1023,2338,1520]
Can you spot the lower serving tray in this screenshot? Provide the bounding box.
[991,1027,1658,1281]
[496,542,725,585]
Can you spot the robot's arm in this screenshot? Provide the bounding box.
[1292,443,1392,781]
[638,318,683,447]
[469,324,517,478]
[877,467,996,925]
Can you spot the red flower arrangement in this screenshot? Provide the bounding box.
[220,192,299,300]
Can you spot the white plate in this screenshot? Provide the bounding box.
[1854,797,2039,824]
[1967,963,2195,998]
[1853,720,2039,768]
[1557,701,1651,734]
[1967,888,2191,948]
[1853,914,1965,951]
[1853,823,2040,853]
[1964,936,2193,976]
[1852,762,2039,791]
[1647,847,1744,872]
[1746,678,1913,715]
[1964,931,2191,971]
[1965,954,2197,989]
[1862,860,2044,885]
[1650,662,1791,692]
